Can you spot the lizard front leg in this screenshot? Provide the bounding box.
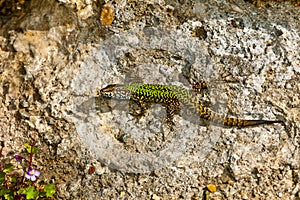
[128,100,151,122]
[165,100,182,131]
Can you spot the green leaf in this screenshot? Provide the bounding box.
[39,191,46,197]
[0,171,5,184]
[4,193,14,200]
[9,175,18,183]
[0,185,11,196]
[18,187,27,194]
[3,164,14,173]
[25,186,39,199]
[24,142,31,148]
[31,146,37,154]
[24,142,37,154]
[44,183,55,197]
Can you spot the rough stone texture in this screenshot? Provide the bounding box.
[0,0,299,199]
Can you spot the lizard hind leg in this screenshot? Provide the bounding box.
[192,80,209,95]
[192,79,242,95]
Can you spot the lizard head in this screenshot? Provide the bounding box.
[97,84,131,100]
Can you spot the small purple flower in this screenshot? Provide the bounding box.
[14,155,24,162]
[25,167,40,181]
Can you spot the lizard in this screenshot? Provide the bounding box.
[96,82,283,129]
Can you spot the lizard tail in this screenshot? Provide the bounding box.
[223,117,284,128]
[197,103,284,128]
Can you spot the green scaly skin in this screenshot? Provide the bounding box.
[98,83,283,128]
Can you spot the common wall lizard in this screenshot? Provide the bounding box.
[97,83,283,128]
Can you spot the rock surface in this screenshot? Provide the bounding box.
[0,0,299,199]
